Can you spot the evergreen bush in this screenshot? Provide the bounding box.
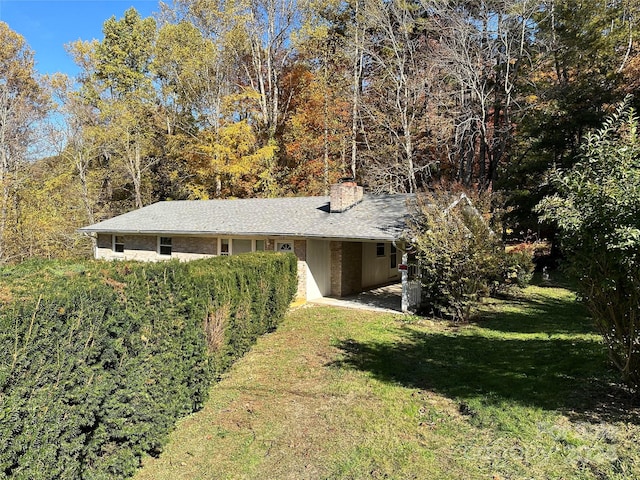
[0,252,297,479]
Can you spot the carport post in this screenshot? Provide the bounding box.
[401,251,409,313]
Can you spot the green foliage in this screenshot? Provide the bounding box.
[0,253,297,479]
[503,0,638,230]
[95,8,156,98]
[500,245,536,290]
[0,22,51,263]
[536,99,640,391]
[411,192,533,321]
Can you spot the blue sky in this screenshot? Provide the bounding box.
[0,0,159,76]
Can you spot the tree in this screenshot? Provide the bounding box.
[167,0,299,197]
[359,0,438,193]
[506,0,639,230]
[286,2,355,193]
[348,0,365,181]
[13,156,92,260]
[536,100,640,391]
[280,65,350,194]
[153,20,223,135]
[0,22,49,262]
[48,73,104,228]
[71,8,160,210]
[183,114,278,198]
[423,0,537,191]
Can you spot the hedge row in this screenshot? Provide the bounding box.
[0,253,297,479]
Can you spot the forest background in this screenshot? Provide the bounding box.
[1,0,639,263]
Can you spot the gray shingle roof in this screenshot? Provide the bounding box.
[79,194,416,241]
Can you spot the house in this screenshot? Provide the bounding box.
[79,181,417,308]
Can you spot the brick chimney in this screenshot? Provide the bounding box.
[330,178,363,213]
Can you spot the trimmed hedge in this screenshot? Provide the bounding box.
[0,253,297,479]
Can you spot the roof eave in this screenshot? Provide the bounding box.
[77,228,404,242]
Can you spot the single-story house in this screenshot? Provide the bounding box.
[79,182,418,309]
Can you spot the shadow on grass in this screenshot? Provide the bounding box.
[328,287,640,424]
[475,291,595,336]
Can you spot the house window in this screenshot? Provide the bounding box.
[219,238,267,256]
[114,235,125,253]
[220,238,230,256]
[159,237,172,256]
[277,242,293,252]
[233,239,252,254]
[376,242,385,257]
[390,244,397,269]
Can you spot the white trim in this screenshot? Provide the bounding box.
[218,238,230,256]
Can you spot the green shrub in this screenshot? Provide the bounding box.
[536,100,640,391]
[0,253,297,479]
[494,247,535,292]
[411,191,532,321]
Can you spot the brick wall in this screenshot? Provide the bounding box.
[330,183,364,212]
[293,240,307,300]
[330,241,362,297]
[95,234,217,261]
[294,239,307,261]
[173,236,217,260]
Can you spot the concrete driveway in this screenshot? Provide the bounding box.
[309,283,403,313]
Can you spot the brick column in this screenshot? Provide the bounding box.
[330,241,362,297]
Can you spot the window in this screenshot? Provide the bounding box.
[390,244,397,269]
[233,239,252,254]
[114,235,125,253]
[220,238,230,255]
[219,238,267,256]
[277,242,293,252]
[159,237,172,256]
[376,242,385,257]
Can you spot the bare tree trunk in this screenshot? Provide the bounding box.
[323,54,330,195]
[427,0,535,190]
[76,152,95,225]
[350,0,363,179]
[0,95,9,262]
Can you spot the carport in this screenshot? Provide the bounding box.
[310,283,403,313]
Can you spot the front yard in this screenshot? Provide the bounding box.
[135,283,640,479]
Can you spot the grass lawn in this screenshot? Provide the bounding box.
[135,283,640,480]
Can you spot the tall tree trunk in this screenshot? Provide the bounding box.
[323,56,330,195]
[350,0,364,179]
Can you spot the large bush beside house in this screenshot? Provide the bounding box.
[411,191,533,321]
[0,253,297,479]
